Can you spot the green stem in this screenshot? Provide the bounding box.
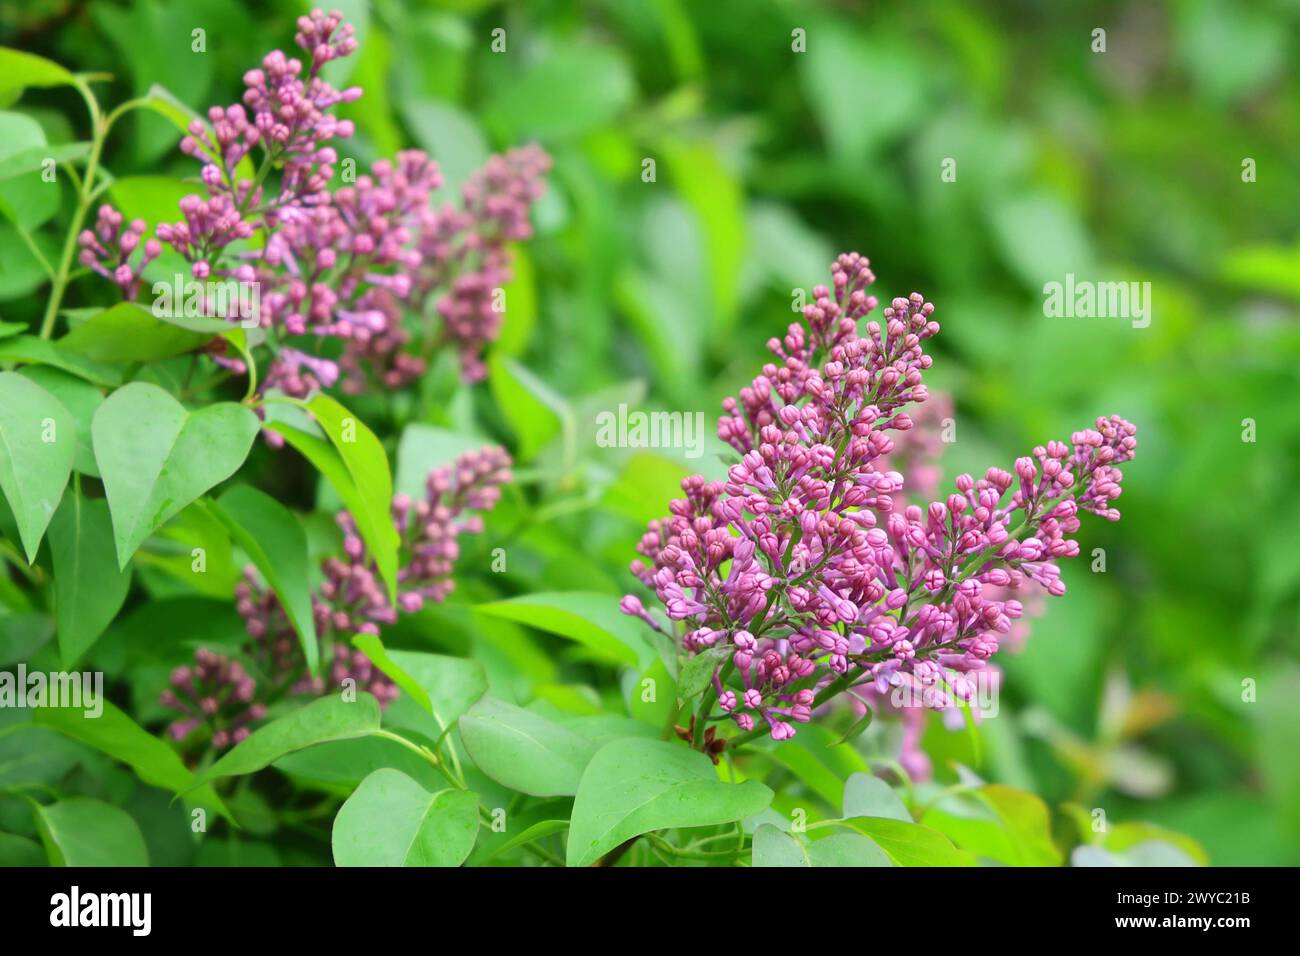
[40,77,107,340]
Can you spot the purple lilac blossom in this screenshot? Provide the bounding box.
[162,447,510,748]
[81,10,549,393]
[160,650,265,750]
[623,253,1139,744]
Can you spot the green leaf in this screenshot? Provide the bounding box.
[134,84,254,182]
[48,489,130,665]
[35,798,149,867]
[459,697,598,798]
[107,176,193,233]
[204,486,317,675]
[837,817,974,867]
[567,737,773,867]
[476,819,569,865]
[841,773,911,822]
[295,394,398,602]
[752,824,810,867]
[0,832,44,866]
[0,726,82,789]
[661,140,746,335]
[189,693,382,791]
[351,638,487,731]
[332,769,478,867]
[34,699,229,820]
[831,706,874,746]
[274,736,441,792]
[806,830,894,866]
[0,336,122,387]
[0,225,58,300]
[0,141,89,182]
[974,784,1061,866]
[0,47,75,101]
[798,27,924,164]
[676,646,730,702]
[487,353,567,462]
[0,370,76,561]
[483,45,634,141]
[400,98,488,192]
[601,451,690,529]
[1102,821,1208,867]
[394,423,488,500]
[476,591,654,669]
[58,302,211,364]
[768,722,871,807]
[17,367,103,477]
[0,613,53,665]
[0,123,60,229]
[136,500,236,599]
[92,382,259,567]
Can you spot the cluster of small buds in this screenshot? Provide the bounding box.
[76,206,161,300]
[164,449,511,747]
[160,649,265,750]
[155,194,255,277]
[850,391,1036,778]
[293,644,400,706]
[418,145,553,381]
[624,253,1139,744]
[87,11,548,399]
[395,446,513,605]
[711,634,819,738]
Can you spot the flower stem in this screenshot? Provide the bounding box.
[40,76,107,340]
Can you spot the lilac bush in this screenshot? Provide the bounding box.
[624,253,1139,747]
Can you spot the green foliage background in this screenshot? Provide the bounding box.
[1,0,1298,866]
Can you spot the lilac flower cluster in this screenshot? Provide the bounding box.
[163,447,510,749]
[623,253,1138,744]
[76,205,162,300]
[161,650,265,750]
[84,10,548,394]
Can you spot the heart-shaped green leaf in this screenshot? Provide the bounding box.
[332,769,479,867]
[566,737,773,867]
[92,382,259,567]
[0,370,76,561]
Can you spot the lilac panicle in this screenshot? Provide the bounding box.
[86,9,549,393]
[76,205,162,300]
[163,448,511,746]
[624,253,1139,744]
[161,650,265,750]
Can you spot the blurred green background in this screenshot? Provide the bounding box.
[5,0,1298,864]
